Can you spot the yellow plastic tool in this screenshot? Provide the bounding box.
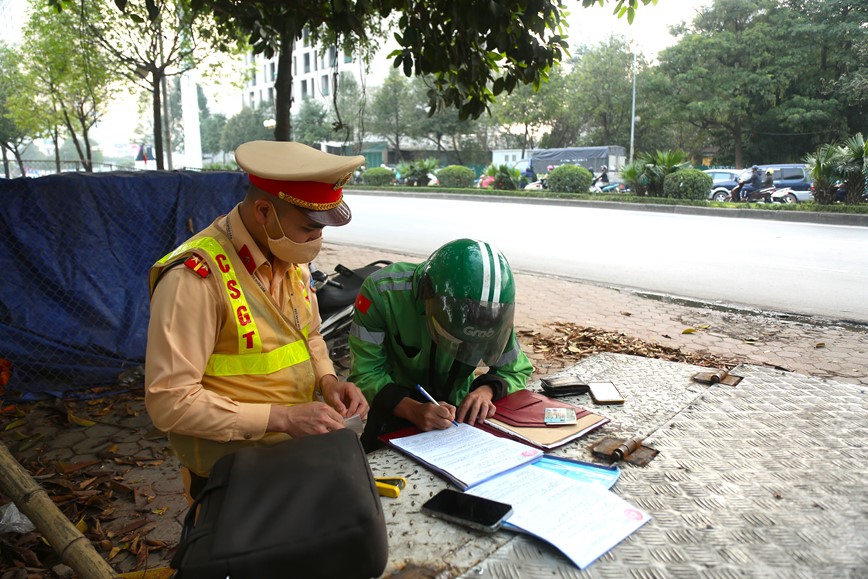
[375,477,407,498]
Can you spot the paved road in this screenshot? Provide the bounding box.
[332,193,868,323]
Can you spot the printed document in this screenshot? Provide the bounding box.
[468,466,651,569]
[388,423,542,489]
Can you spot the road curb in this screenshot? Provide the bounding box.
[346,188,868,227]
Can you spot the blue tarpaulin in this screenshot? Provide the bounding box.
[0,170,248,394]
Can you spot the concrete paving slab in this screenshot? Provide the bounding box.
[403,353,868,577]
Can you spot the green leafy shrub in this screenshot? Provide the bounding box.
[362,167,394,186]
[202,162,239,171]
[483,164,520,190]
[547,165,592,194]
[663,168,712,200]
[401,158,439,186]
[625,150,690,196]
[437,165,475,188]
[836,133,866,205]
[805,143,840,205]
[619,162,647,196]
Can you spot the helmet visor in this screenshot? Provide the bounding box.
[425,296,515,366]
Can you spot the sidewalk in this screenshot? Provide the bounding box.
[1,242,865,576]
[317,243,868,387]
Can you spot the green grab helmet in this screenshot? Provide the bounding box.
[416,238,516,366]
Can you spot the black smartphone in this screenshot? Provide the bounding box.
[588,381,625,405]
[421,489,513,533]
[540,375,589,398]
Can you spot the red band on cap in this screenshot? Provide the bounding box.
[248,174,343,210]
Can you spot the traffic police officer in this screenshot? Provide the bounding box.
[348,238,533,452]
[145,140,369,498]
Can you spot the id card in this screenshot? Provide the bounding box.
[544,407,577,425]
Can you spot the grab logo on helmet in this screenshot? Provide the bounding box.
[464,327,496,339]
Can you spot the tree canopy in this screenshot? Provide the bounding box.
[68,0,657,141]
[12,0,118,171]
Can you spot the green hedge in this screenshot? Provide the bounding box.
[663,168,712,200]
[547,165,593,194]
[437,165,476,188]
[362,167,394,186]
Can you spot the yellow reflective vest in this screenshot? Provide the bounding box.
[149,225,316,475]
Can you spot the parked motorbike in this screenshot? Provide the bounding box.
[311,260,392,358]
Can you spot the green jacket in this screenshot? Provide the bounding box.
[347,262,533,408]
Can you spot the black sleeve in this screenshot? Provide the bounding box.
[361,383,427,454]
[469,374,508,401]
[370,382,412,416]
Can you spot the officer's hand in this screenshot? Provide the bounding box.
[267,402,345,438]
[320,375,369,420]
[456,386,496,425]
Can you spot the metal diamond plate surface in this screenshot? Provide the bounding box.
[369,353,868,578]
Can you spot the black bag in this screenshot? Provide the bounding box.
[171,429,389,579]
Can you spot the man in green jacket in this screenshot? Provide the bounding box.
[348,238,533,452]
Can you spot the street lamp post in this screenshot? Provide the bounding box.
[629,47,637,165]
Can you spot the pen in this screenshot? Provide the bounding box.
[416,384,459,427]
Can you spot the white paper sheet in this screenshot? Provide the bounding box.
[388,423,542,489]
[468,466,650,569]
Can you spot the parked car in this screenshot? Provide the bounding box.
[704,169,742,201]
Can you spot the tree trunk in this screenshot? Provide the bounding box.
[82,117,93,173]
[1,144,9,179]
[62,109,92,173]
[274,31,294,142]
[162,73,173,170]
[733,117,743,168]
[13,147,25,177]
[152,73,165,170]
[452,134,463,165]
[0,442,117,579]
[53,126,61,173]
[601,112,609,147]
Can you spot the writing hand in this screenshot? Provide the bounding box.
[396,397,456,431]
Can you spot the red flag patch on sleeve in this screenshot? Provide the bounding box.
[184,254,210,278]
[354,293,372,315]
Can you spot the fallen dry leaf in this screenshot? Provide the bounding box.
[118,568,175,579]
[815,342,826,348]
[682,328,696,334]
[4,417,26,431]
[66,410,96,427]
[57,460,101,475]
[517,323,740,371]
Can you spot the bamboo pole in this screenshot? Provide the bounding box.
[0,441,118,579]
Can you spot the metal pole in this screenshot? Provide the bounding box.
[629,48,637,165]
[159,28,173,170]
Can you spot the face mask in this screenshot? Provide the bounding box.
[264,203,323,263]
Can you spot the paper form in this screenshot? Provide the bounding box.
[468,466,650,569]
[388,423,542,489]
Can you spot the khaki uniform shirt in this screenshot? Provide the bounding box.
[145,204,335,445]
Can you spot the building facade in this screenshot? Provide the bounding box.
[242,29,390,117]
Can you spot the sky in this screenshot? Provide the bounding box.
[565,0,712,59]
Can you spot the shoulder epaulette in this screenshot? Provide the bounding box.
[183,253,210,278]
